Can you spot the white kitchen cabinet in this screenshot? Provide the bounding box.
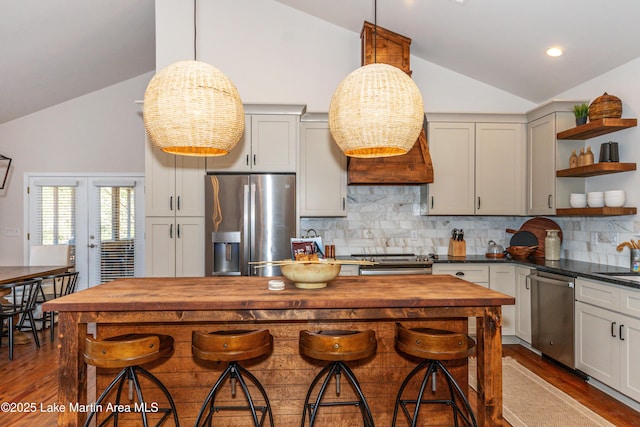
[145,137,205,217]
[423,115,525,215]
[144,137,206,277]
[526,100,586,215]
[527,114,557,215]
[515,266,533,343]
[424,122,475,214]
[576,300,620,389]
[208,105,305,173]
[433,263,489,333]
[299,115,347,217]
[145,217,204,277]
[575,278,640,402]
[338,264,359,276]
[475,123,525,215]
[489,264,516,336]
[433,263,517,337]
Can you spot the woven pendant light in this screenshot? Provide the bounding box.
[143,60,244,156]
[329,63,424,158]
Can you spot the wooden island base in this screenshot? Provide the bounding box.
[93,318,469,426]
[45,275,514,426]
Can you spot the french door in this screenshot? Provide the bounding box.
[26,174,144,290]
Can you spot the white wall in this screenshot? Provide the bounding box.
[185,0,535,114]
[0,73,151,264]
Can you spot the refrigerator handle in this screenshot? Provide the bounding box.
[250,183,257,271]
[243,184,251,275]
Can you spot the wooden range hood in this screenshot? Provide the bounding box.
[347,21,434,185]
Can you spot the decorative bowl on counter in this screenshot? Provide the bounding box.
[280,261,341,289]
[506,245,538,259]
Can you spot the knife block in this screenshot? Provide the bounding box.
[448,239,466,257]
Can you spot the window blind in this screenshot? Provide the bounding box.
[92,184,138,284]
[32,184,77,265]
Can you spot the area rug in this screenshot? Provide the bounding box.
[468,357,616,427]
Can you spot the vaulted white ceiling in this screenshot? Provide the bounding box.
[2,0,640,125]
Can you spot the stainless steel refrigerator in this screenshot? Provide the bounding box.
[205,173,296,276]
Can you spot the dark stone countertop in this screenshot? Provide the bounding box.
[433,255,640,290]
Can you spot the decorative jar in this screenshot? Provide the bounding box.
[544,230,561,261]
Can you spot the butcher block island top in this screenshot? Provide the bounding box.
[44,275,515,427]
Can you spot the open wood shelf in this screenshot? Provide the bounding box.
[556,162,636,177]
[557,118,637,140]
[556,207,637,216]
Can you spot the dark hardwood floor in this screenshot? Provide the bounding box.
[1,331,638,426]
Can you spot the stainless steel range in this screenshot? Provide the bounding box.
[352,253,434,275]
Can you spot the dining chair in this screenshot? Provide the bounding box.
[0,278,43,360]
[40,271,79,341]
[29,244,71,265]
[26,244,72,331]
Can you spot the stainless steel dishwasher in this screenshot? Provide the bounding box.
[530,270,576,369]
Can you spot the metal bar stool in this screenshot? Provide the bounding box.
[392,323,477,427]
[83,334,179,427]
[191,329,274,427]
[299,329,377,427]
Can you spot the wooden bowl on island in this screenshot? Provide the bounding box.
[280,261,341,289]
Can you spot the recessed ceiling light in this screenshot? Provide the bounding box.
[546,47,563,57]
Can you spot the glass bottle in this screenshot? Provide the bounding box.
[569,150,578,168]
[544,230,561,260]
[585,146,594,166]
[577,147,585,167]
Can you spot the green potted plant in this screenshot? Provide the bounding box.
[573,103,589,126]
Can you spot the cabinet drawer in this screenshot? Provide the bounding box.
[620,288,640,319]
[576,278,619,311]
[339,264,359,276]
[432,264,489,284]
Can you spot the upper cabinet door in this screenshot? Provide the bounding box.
[175,155,205,217]
[476,123,525,215]
[527,114,556,215]
[145,137,176,217]
[207,115,252,172]
[426,122,475,215]
[207,114,298,173]
[251,115,298,172]
[299,121,347,217]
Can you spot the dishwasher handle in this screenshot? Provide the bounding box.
[528,274,574,288]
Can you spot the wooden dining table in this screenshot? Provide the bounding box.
[0,265,71,286]
[1,265,71,343]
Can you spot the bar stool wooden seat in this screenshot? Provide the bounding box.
[192,329,274,427]
[83,334,179,427]
[299,329,376,427]
[392,323,477,427]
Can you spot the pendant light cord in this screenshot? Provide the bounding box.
[373,0,377,63]
[193,0,197,60]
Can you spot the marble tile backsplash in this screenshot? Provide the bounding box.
[300,185,639,268]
